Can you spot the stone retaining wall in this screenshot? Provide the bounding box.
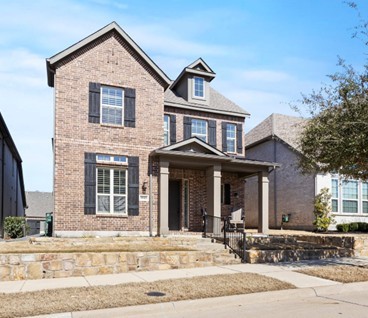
[0,250,237,281]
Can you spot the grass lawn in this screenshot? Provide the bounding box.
[298,265,368,283]
[0,273,295,318]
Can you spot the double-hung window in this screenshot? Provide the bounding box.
[331,178,339,212]
[191,118,207,142]
[363,182,368,213]
[226,124,236,153]
[193,77,204,98]
[96,155,127,215]
[342,180,358,213]
[101,86,123,125]
[164,115,170,146]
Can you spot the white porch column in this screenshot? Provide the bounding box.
[206,165,222,218]
[258,170,269,234]
[159,161,169,236]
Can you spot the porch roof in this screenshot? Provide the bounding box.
[151,138,280,176]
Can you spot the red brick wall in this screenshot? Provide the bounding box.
[53,33,164,233]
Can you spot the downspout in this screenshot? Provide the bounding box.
[149,157,153,237]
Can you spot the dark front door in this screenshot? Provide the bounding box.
[169,180,181,230]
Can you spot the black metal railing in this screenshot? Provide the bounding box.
[203,213,246,262]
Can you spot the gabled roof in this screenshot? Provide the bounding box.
[171,57,216,90]
[25,191,53,218]
[46,21,171,88]
[159,137,226,157]
[245,113,307,150]
[165,87,249,117]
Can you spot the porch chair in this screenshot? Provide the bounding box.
[228,208,244,231]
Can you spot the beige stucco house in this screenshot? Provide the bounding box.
[46,22,276,237]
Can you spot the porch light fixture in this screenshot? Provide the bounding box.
[142,181,148,194]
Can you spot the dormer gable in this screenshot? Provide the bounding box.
[170,58,216,106]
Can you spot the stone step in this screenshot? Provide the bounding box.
[246,247,354,264]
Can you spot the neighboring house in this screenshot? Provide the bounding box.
[46,21,277,237]
[245,113,368,230]
[25,191,53,235]
[0,113,27,237]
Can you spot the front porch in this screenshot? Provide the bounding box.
[152,138,278,236]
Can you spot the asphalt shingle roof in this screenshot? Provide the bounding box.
[164,87,249,117]
[25,191,53,218]
[245,113,307,150]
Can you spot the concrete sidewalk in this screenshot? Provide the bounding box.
[2,258,368,318]
[0,261,342,294]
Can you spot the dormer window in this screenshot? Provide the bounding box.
[193,77,204,98]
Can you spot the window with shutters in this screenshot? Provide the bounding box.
[96,154,128,215]
[226,124,236,153]
[191,118,207,142]
[164,115,170,146]
[101,86,124,125]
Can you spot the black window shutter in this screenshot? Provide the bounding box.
[88,83,101,123]
[183,116,192,139]
[208,120,216,147]
[124,88,136,128]
[170,115,176,144]
[237,123,243,154]
[224,184,231,205]
[84,152,96,214]
[222,122,228,152]
[128,156,139,216]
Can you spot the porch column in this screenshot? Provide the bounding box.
[206,165,221,235]
[258,170,269,234]
[159,161,169,236]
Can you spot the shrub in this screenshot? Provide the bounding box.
[4,216,29,239]
[313,188,335,232]
[349,222,359,232]
[357,222,368,232]
[336,223,350,232]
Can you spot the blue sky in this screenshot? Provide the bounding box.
[1,0,367,192]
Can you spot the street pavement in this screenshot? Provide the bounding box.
[3,257,367,318]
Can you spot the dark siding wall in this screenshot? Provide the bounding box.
[0,137,25,236]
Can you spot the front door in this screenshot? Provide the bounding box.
[169,180,181,230]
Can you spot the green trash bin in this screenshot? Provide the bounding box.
[44,213,53,237]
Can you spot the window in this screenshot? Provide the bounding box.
[221,184,231,205]
[95,154,128,215]
[164,115,170,146]
[97,168,127,214]
[331,179,339,212]
[101,86,123,125]
[226,124,236,153]
[342,180,358,213]
[363,183,368,213]
[193,77,204,98]
[191,119,207,142]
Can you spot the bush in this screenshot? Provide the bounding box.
[336,223,350,232]
[349,222,359,232]
[313,188,335,232]
[4,217,29,239]
[357,222,368,232]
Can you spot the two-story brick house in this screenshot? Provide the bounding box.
[46,22,276,237]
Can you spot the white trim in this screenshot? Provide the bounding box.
[100,86,124,126]
[193,76,205,99]
[164,114,170,146]
[226,123,237,154]
[191,118,207,142]
[96,167,128,215]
